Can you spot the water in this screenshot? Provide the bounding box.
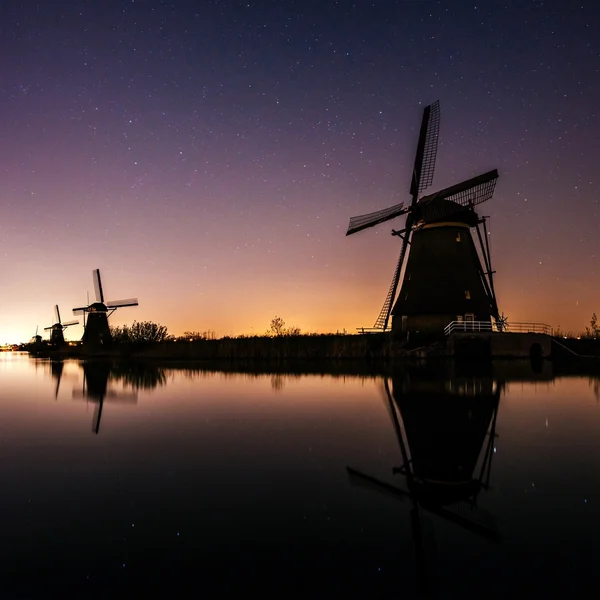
[1,353,599,598]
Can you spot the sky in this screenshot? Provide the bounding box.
[1,0,599,343]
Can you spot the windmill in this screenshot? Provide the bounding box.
[347,366,502,597]
[346,100,501,337]
[30,325,42,345]
[72,269,139,348]
[44,305,79,346]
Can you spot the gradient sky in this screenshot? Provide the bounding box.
[1,0,598,343]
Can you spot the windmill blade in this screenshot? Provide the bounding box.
[62,320,79,327]
[106,298,139,308]
[417,169,498,221]
[72,307,88,315]
[55,305,61,325]
[43,326,53,331]
[346,202,407,236]
[92,400,104,434]
[373,231,411,329]
[410,100,440,197]
[382,378,412,472]
[346,467,411,503]
[93,269,104,303]
[426,499,500,542]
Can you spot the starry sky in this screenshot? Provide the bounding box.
[1,0,598,343]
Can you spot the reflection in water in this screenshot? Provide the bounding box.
[4,354,600,595]
[591,376,600,402]
[348,364,502,598]
[110,362,167,389]
[50,360,64,399]
[58,361,166,434]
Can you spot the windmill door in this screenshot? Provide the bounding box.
[464,313,475,331]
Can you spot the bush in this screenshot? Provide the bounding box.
[110,321,171,344]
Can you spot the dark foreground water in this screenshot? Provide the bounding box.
[1,353,599,598]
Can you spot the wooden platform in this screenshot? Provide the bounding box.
[446,331,551,359]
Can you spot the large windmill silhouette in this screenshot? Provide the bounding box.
[44,305,79,346]
[347,367,502,597]
[73,269,138,348]
[346,101,501,337]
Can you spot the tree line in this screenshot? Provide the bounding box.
[109,316,304,344]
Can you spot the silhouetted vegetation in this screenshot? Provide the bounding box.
[110,320,171,344]
[176,330,216,341]
[266,316,301,337]
[584,313,600,339]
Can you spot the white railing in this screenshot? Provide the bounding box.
[444,321,553,337]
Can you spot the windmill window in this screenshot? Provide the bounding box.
[465,290,471,299]
[456,232,461,242]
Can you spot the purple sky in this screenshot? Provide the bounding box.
[1,1,598,342]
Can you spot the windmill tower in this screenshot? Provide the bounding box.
[72,269,139,348]
[44,305,79,346]
[346,101,501,338]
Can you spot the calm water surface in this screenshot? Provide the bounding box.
[1,353,600,597]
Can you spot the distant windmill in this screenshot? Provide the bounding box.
[31,325,42,344]
[72,269,139,348]
[345,100,501,337]
[44,305,79,346]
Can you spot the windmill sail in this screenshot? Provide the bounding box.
[411,100,440,197]
[93,269,105,303]
[417,169,498,220]
[106,298,139,308]
[374,234,410,330]
[346,202,406,236]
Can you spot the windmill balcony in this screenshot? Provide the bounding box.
[444,320,552,336]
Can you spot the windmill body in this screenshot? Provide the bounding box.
[81,303,112,347]
[345,101,500,338]
[73,269,138,349]
[391,202,495,338]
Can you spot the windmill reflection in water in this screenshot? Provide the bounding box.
[50,361,140,434]
[347,368,502,598]
[48,361,167,434]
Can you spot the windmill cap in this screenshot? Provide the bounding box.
[414,198,479,227]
